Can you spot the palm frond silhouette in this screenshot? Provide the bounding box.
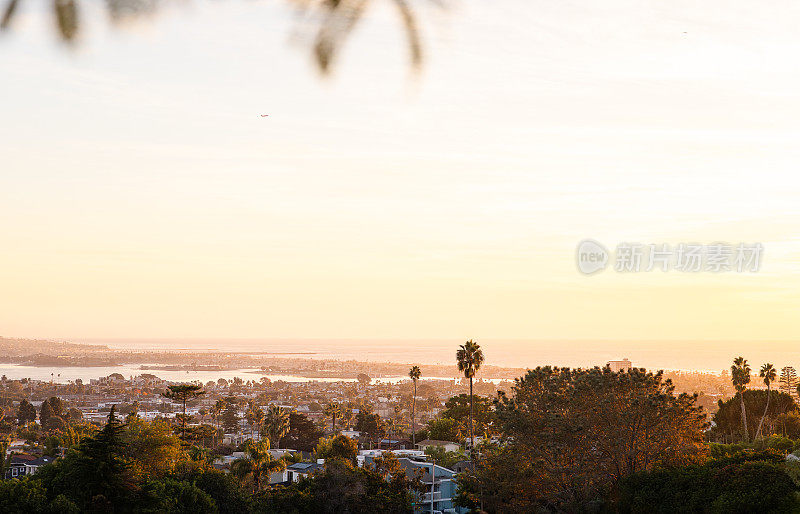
[0,0,434,74]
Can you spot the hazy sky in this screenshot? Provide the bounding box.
[2,0,800,344]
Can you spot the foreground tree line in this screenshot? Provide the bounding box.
[5,348,800,512]
[0,407,421,513]
[453,364,800,512]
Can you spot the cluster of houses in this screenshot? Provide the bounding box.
[210,441,467,514]
[1,373,479,513]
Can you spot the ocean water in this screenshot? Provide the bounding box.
[76,337,799,373]
[0,362,472,386]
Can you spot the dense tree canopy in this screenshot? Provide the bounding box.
[618,450,800,513]
[315,435,358,465]
[711,389,796,442]
[354,411,387,441]
[441,393,496,437]
[16,399,36,425]
[457,366,709,512]
[425,417,461,442]
[221,398,241,434]
[2,406,416,514]
[254,457,421,514]
[283,412,324,452]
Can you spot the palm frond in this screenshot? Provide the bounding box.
[0,0,20,31]
[54,0,79,42]
[392,0,422,69]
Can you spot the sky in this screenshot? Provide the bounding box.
[2,0,800,353]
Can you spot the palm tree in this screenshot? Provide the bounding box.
[231,439,286,493]
[188,445,212,464]
[731,356,751,442]
[756,363,777,440]
[323,402,341,433]
[457,339,484,451]
[408,365,421,445]
[212,399,226,434]
[245,401,265,440]
[263,405,291,448]
[340,403,355,430]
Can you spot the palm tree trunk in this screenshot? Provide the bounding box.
[412,380,417,445]
[739,393,749,442]
[756,385,771,440]
[469,377,474,451]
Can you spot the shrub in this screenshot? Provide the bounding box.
[618,451,799,513]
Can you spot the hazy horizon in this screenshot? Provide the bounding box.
[53,336,800,372]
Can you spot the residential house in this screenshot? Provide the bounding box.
[397,458,464,514]
[5,455,54,479]
[379,438,413,450]
[286,460,324,482]
[5,440,27,456]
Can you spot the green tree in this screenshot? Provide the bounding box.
[16,399,36,425]
[263,405,290,449]
[731,356,752,442]
[457,366,709,511]
[354,411,387,442]
[315,435,358,465]
[162,384,204,440]
[211,398,226,438]
[711,390,796,441]
[283,412,324,452]
[618,450,799,513]
[67,407,83,422]
[70,406,135,508]
[423,445,468,468]
[780,366,797,398]
[42,415,67,432]
[40,397,65,426]
[255,458,420,513]
[221,398,240,435]
[0,479,71,513]
[756,363,777,440]
[441,393,495,437]
[323,402,341,433]
[40,400,53,425]
[122,416,182,478]
[408,365,421,445]
[141,478,217,513]
[48,396,65,416]
[175,468,250,514]
[456,339,484,450]
[231,439,286,493]
[425,417,461,442]
[245,401,264,439]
